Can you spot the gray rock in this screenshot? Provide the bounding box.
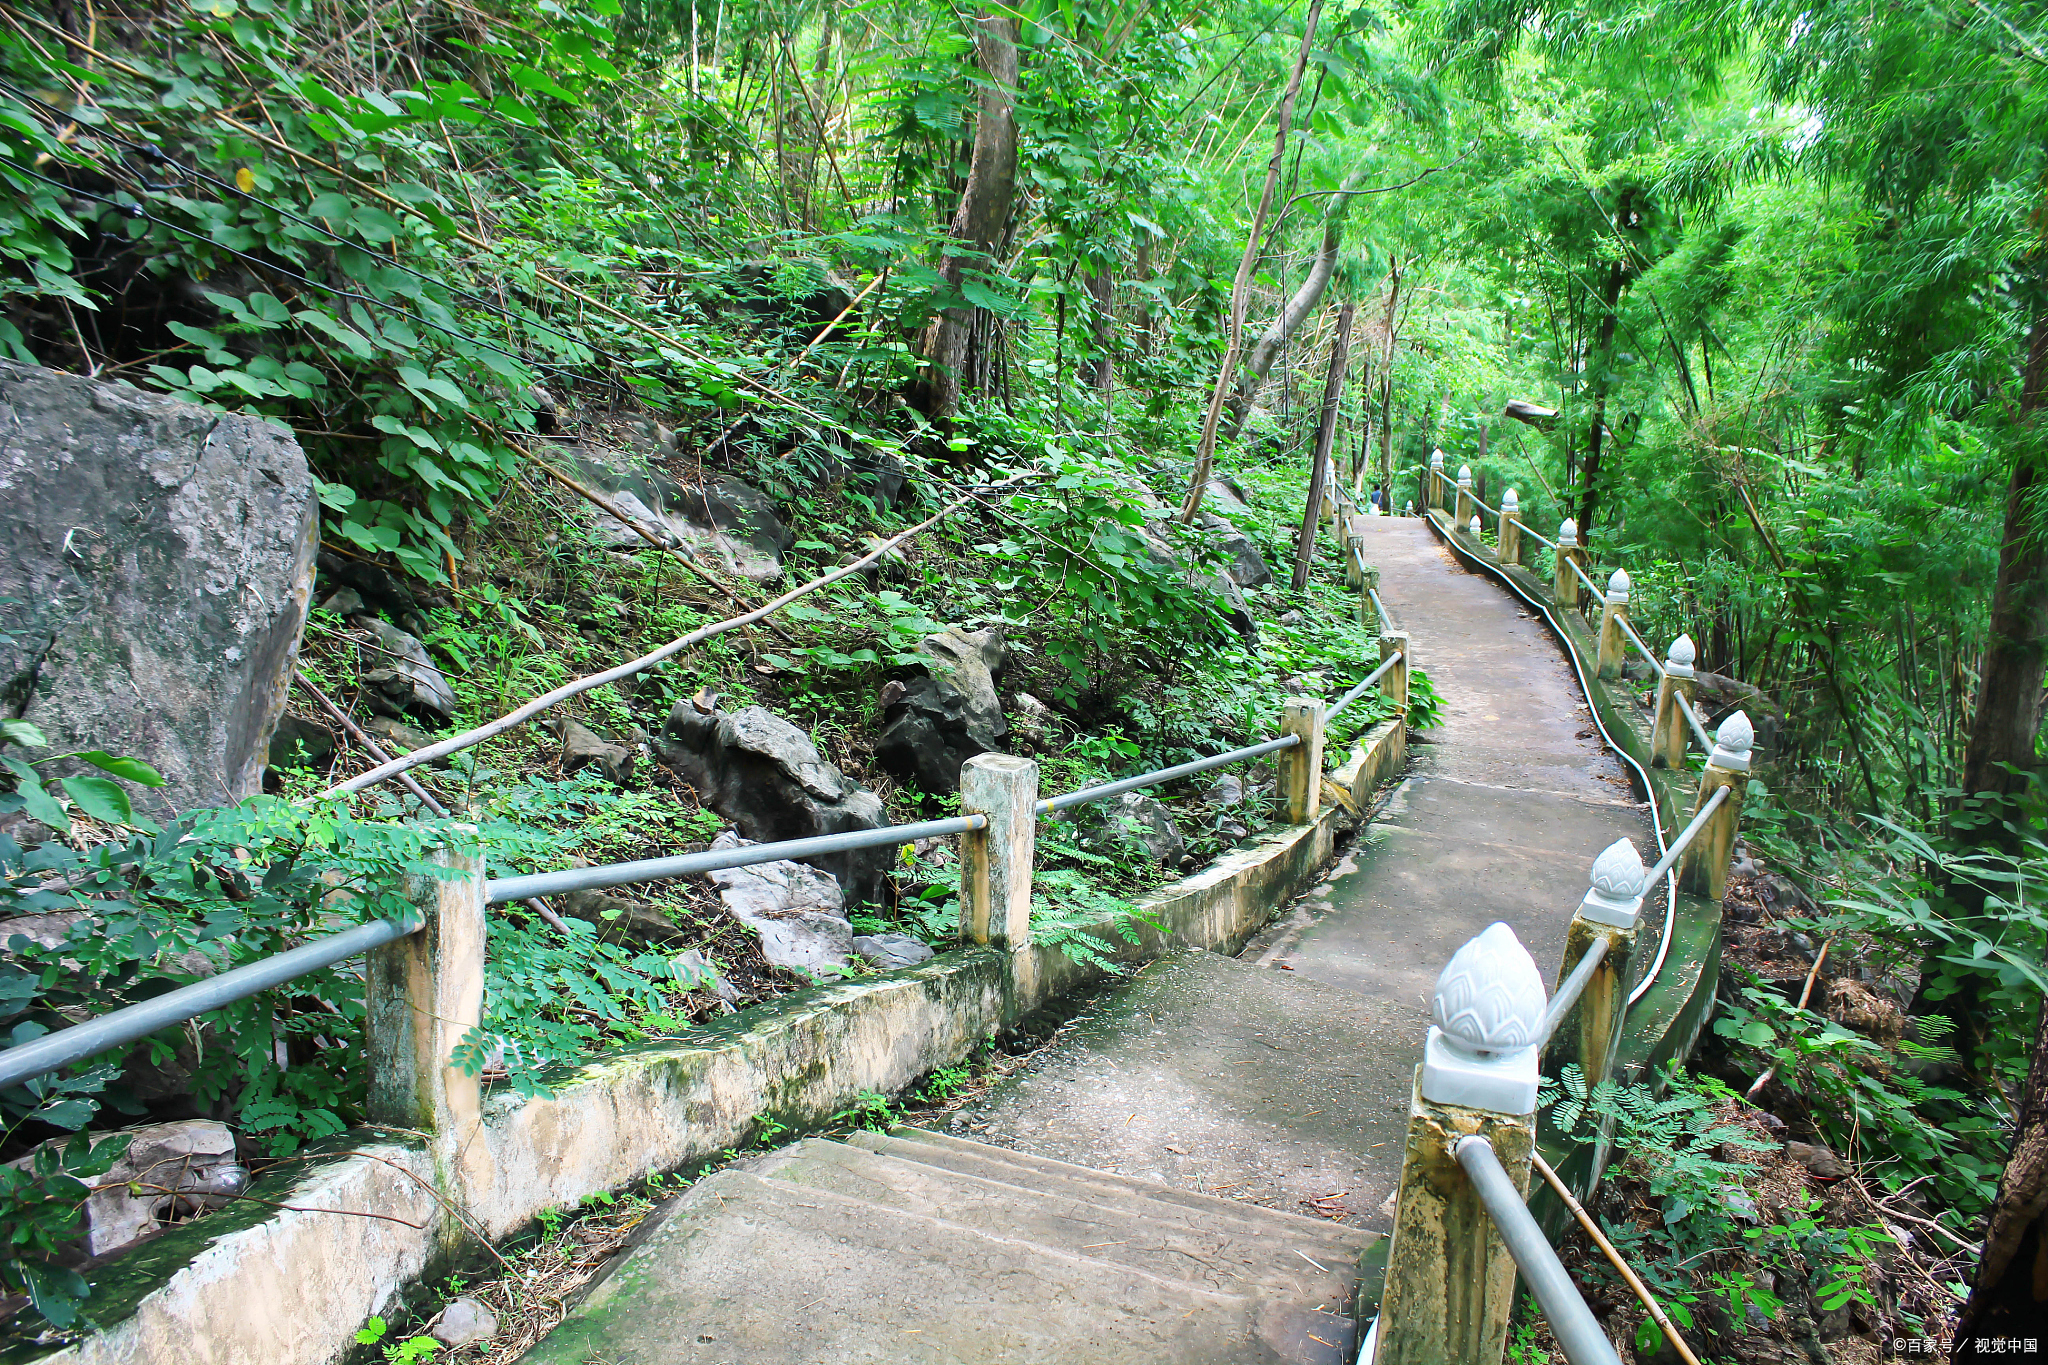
[1782,1140,1846,1179]
[315,552,427,634]
[578,451,793,584]
[4,1120,247,1255]
[875,628,1010,794]
[317,587,366,619]
[356,619,457,722]
[0,361,317,818]
[1206,774,1244,807]
[432,1297,498,1348]
[362,716,444,762]
[266,715,336,770]
[853,932,936,970]
[1277,610,1302,626]
[559,886,685,948]
[656,703,892,905]
[705,831,852,973]
[551,717,634,785]
[1196,510,1274,589]
[1081,792,1186,867]
[1009,691,1057,755]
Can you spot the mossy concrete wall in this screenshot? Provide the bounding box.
[30,718,1405,1365]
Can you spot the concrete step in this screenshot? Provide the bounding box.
[519,1138,1361,1365]
[756,1137,1356,1303]
[866,1126,1374,1257]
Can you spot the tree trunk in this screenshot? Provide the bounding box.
[1292,300,1355,593]
[1176,0,1323,523]
[1086,269,1113,394]
[1576,257,1625,537]
[1375,260,1401,497]
[1953,995,2048,1350]
[909,12,1020,424]
[1225,164,1372,440]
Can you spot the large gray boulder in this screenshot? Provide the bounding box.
[6,1120,247,1257]
[356,618,456,723]
[577,449,793,583]
[705,831,853,975]
[0,362,316,818]
[875,628,1009,794]
[655,702,891,904]
[1080,792,1187,868]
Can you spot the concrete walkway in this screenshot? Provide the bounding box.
[950,515,1656,1237]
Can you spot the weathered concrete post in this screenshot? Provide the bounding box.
[1455,465,1475,528]
[1650,634,1698,769]
[1595,569,1630,682]
[1377,923,1544,1365]
[1499,489,1522,566]
[1543,840,1645,1117]
[1379,631,1410,711]
[1678,712,1750,901]
[366,833,491,1206]
[1554,518,1580,609]
[1428,449,1445,510]
[960,754,1038,948]
[1357,564,1381,632]
[1277,697,1326,825]
[1346,532,1366,588]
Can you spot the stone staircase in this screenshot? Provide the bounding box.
[522,1126,1375,1365]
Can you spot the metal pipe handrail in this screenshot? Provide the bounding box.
[1670,689,1715,758]
[1520,520,1560,550]
[1642,783,1730,888]
[1369,588,1395,633]
[1328,653,1400,723]
[0,914,423,1091]
[1569,555,1605,602]
[1455,1135,1625,1365]
[1615,615,1666,679]
[485,816,985,903]
[1536,938,1610,1048]
[1039,735,1300,816]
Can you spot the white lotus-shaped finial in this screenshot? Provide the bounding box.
[1430,449,1445,470]
[1710,710,1755,772]
[1607,568,1630,602]
[1432,922,1546,1057]
[1666,633,1696,675]
[1405,500,1415,514]
[1581,838,1648,928]
[1470,515,1483,537]
[1502,489,1519,514]
[1558,518,1578,548]
[1457,465,1473,488]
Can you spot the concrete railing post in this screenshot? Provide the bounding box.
[1455,465,1475,528]
[1678,712,1750,901]
[1650,634,1697,769]
[1377,923,1543,1365]
[960,754,1038,948]
[1498,489,1522,566]
[1541,840,1645,1137]
[1553,519,1580,609]
[1357,564,1381,632]
[1429,450,1445,510]
[1277,697,1326,825]
[1346,532,1367,588]
[1595,569,1630,682]
[1380,631,1410,711]
[366,833,490,1204]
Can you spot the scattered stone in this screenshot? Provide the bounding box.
[433,1298,498,1347]
[7,1120,249,1255]
[362,716,445,762]
[266,715,336,770]
[356,619,457,722]
[705,832,852,973]
[1009,691,1057,755]
[875,628,1010,794]
[317,587,367,619]
[1080,792,1186,867]
[1206,774,1245,807]
[0,361,318,819]
[551,717,634,785]
[558,886,686,948]
[656,704,891,904]
[1782,1140,1846,1179]
[1277,610,1302,626]
[853,933,936,970]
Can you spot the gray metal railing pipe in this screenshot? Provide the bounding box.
[1369,587,1395,633]
[1327,653,1400,723]
[1454,1135,1625,1365]
[485,816,985,903]
[1039,736,1300,816]
[1535,938,1609,1048]
[0,915,422,1091]
[1670,689,1715,758]
[1615,616,1665,679]
[1642,783,1730,887]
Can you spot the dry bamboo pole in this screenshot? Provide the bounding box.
[1530,1150,1703,1365]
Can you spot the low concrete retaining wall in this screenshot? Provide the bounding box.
[32,717,1407,1365]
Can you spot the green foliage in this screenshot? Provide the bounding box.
[0,1131,132,1329]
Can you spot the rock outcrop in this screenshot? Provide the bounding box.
[656,702,891,904]
[0,361,317,818]
[550,717,634,785]
[705,831,853,974]
[356,618,457,722]
[577,450,793,583]
[4,1120,249,1256]
[875,628,1009,794]
[1079,792,1187,867]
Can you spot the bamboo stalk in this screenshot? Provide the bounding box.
[1530,1149,1703,1365]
